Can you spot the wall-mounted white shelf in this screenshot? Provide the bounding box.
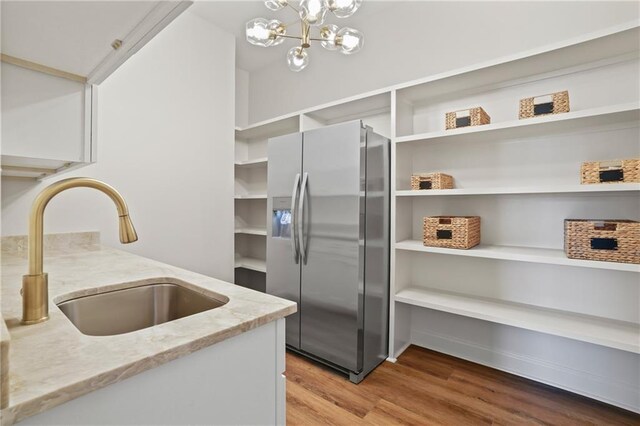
[394,103,639,145]
[395,240,640,272]
[235,157,268,167]
[234,257,267,273]
[396,183,640,197]
[235,116,299,141]
[234,194,267,200]
[304,92,391,125]
[395,287,640,354]
[235,227,267,236]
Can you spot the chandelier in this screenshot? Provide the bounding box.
[246,0,364,72]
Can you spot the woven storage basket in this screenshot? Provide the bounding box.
[564,219,640,264]
[423,216,480,249]
[581,159,640,184]
[445,107,490,130]
[411,173,454,190]
[519,91,569,119]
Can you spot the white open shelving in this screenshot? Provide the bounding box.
[396,183,640,197]
[234,256,267,273]
[395,103,639,145]
[235,157,268,167]
[390,22,640,373]
[234,194,267,200]
[395,287,639,354]
[395,240,640,272]
[235,227,267,236]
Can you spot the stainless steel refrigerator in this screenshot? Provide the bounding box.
[266,120,390,383]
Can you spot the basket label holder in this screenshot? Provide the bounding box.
[454,110,471,128]
[437,230,452,240]
[597,161,625,182]
[590,238,618,250]
[419,180,433,190]
[533,94,554,116]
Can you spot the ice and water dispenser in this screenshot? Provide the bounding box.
[272,197,292,239]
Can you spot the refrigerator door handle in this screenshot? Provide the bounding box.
[290,173,301,264]
[298,172,309,264]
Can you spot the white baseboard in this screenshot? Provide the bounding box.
[411,327,640,414]
[388,341,411,363]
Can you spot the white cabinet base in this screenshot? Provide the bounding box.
[20,319,286,425]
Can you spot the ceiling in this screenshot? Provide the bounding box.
[190,0,395,72]
[1,1,159,76]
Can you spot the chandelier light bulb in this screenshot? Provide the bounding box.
[246,18,273,47]
[319,25,340,50]
[326,0,362,18]
[268,20,286,46]
[299,0,328,26]
[264,0,288,11]
[336,27,363,55]
[287,46,309,72]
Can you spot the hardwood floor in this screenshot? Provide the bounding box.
[285,345,639,425]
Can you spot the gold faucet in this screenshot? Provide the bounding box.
[21,178,138,325]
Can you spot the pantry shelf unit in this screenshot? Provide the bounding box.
[234,194,267,200]
[395,287,640,354]
[396,183,640,197]
[393,24,639,137]
[394,103,639,145]
[234,227,267,236]
[235,157,268,167]
[234,256,267,273]
[395,240,640,272]
[234,115,303,290]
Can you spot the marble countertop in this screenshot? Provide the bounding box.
[0,233,296,425]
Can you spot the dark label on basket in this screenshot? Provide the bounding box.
[599,169,624,182]
[590,238,618,250]
[533,102,554,115]
[437,230,452,239]
[455,116,471,127]
[419,181,432,190]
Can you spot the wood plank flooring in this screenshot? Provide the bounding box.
[286,345,639,425]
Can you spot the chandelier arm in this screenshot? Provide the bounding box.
[277,34,304,40]
[286,3,300,13]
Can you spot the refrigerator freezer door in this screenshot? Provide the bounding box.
[267,132,303,349]
[361,127,390,376]
[299,120,364,372]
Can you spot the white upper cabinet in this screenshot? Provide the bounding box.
[1,1,192,179]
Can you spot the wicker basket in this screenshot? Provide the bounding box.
[411,173,454,190]
[519,91,569,119]
[445,107,490,130]
[423,216,480,249]
[581,159,640,184]
[564,219,640,264]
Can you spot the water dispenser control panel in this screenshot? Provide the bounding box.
[272,197,292,239]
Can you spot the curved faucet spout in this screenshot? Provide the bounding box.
[22,177,138,325]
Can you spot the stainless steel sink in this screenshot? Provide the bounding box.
[57,281,228,336]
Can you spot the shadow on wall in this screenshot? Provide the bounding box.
[1,179,41,215]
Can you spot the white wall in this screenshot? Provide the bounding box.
[248,0,640,123]
[1,10,236,282]
[236,68,249,128]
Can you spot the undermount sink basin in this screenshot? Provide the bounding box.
[57,280,228,336]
